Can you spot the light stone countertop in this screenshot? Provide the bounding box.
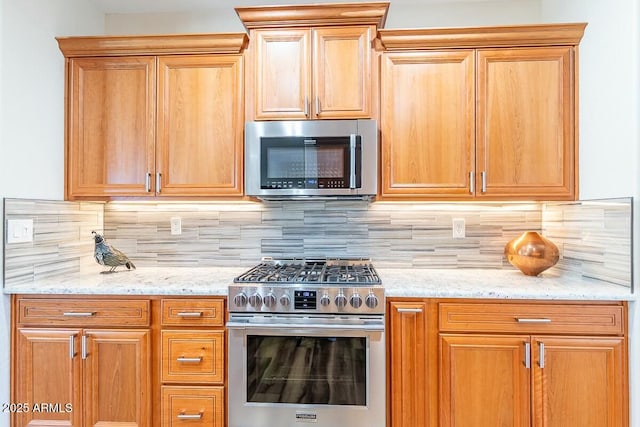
[2,267,634,301]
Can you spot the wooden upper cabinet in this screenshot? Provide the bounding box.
[236,2,388,121]
[378,23,586,201]
[253,29,310,120]
[313,26,372,119]
[157,55,244,196]
[252,25,373,120]
[381,50,475,198]
[67,56,156,198]
[58,34,248,200]
[476,47,574,199]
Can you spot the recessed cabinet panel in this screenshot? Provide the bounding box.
[476,47,575,199]
[440,334,531,427]
[14,329,82,427]
[381,51,475,197]
[157,55,244,196]
[67,57,156,198]
[532,336,626,427]
[313,26,372,118]
[254,29,310,120]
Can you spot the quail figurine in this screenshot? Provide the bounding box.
[92,231,136,273]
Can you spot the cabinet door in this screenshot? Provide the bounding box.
[313,26,372,119]
[388,302,430,427]
[67,57,156,199]
[83,329,151,427]
[157,55,244,196]
[440,334,530,427]
[532,336,626,427]
[14,329,82,427]
[476,47,575,200]
[381,51,475,198]
[253,29,310,120]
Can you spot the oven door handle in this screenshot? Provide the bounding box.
[226,321,384,333]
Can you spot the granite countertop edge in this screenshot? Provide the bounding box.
[2,267,635,301]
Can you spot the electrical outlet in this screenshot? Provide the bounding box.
[170,217,182,235]
[452,218,465,239]
[7,219,34,243]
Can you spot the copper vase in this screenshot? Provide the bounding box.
[504,231,559,276]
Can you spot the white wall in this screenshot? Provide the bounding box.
[540,1,640,425]
[0,1,104,425]
[104,0,542,34]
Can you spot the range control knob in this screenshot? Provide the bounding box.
[233,292,247,307]
[248,293,262,308]
[335,293,348,309]
[350,293,363,309]
[263,292,277,308]
[365,293,379,309]
[279,293,291,307]
[320,294,332,307]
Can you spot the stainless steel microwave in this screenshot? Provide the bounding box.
[245,120,378,200]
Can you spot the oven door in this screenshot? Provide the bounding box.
[227,314,385,427]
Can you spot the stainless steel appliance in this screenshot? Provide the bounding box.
[244,120,378,199]
[227,258,385,427]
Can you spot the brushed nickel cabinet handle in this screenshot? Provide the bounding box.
[156,173,162,193]
[304,96,309,117]
[396,308,423,313]
[524,342,531,369]
[177,413,203,420]
[69,335,76,359]
[63,312,96,317]
[177,312,203,318]
[481,171,487,193]
[315,96,320,116]
[81,335,88,360]
[177,357,203,363]
[516,318,551,324]
[145,172,151,192]
[539,342,545,368]
[469,171,475,194]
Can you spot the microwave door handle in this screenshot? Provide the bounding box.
[350,134,357,189]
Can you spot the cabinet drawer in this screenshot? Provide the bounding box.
[439,302,624,335]
[161,298,224,327]
[162,330,224,383]
[17,298,150,327]
[162,386,224,427]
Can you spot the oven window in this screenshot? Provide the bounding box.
[246,335,366,406]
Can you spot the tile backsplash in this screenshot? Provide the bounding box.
[3,197,633,289]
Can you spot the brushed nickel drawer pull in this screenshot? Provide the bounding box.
[63,312,96,317]
[396,308,423,313]
[177,413,203,420]
[177,312,203,318]
[177,357,203,363]
[515,317,551,323]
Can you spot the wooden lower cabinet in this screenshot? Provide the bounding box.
[159,298,226,427]
[438,301,628,427]
[387,300,437,427]
[14,327,150,427]
[162,386,224,426]
[388,298,628,427]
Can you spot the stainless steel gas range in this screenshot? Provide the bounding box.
[227,258,385,427]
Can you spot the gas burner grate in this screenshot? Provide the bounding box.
[234,258,380,285]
